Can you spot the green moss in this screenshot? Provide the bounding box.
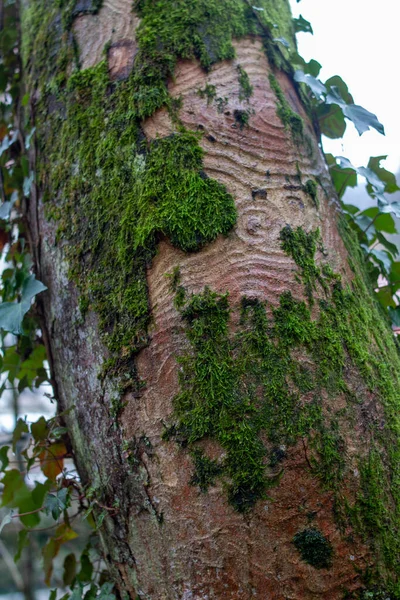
[269,73,304,140]
[23,0,298,377]
[197,83,217,104]
[233,108,253,129]
[303,178,319,209]
[279,225,325,304]
[189,448,224,492]
[164,222,400,589]
[37,63,236,371]
[237,65,253,101]
[293,528,333,569]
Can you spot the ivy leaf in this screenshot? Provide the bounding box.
[0,274,47,335]
[43,524,78,585]
[379,201,400,219]
[373,213,397,234]
[316,103,346,139]
[325,154,357,198]
[0,446,9,471]
[369,249,393,275]
[1,469,24,506]
[343,104,385,136]
[44,488,69,520]
[63,553,77,587]
[0,510,13,534]
[39,442,67,480]
[77,548,94,583]
[97,583,116,600]
[367,156,400,194]
[305,59,321,77]
[0,190,18,220]
[325,76,353,103]
[12,418,29,452]
[23,172,34,198]
[389,306,400,328]
[376,232,399,257]
[293,15,313,34]
[294,70,326,98]
[14,529,29,562]
[31,415,48,442]
[325,87,384,135]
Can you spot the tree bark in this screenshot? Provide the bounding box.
[21,1,400,598]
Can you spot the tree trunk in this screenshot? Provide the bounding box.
[21,1,400,598]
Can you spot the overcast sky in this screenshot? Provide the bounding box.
[290,0,400,174]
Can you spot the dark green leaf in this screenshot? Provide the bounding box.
[63,553,77,587]
[370,249,392,274]
[327,156,357,198]
[367,156,400,194]
[0,274,47,335]
[44,488,69,520]
[325,76,353,103]
[78,549,94,583]
[12,418,29,452]
[1,469,24,506]
[305,59,321,77]
[31,415,48,442]
[389,306,400,328]
[317,103,346,139]
[293,15,313,34]
[14,529,29,562]
[374,213,397,234]
[0,446,9,471]
[376,232,399,257]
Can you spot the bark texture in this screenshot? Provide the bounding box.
[22,1,400,599]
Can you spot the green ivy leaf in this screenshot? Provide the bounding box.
[14,529,29,562]
[77,548,94,583]
[325,87,384,136]
[0,274,47,335]
[379,201,400,219]
[325,154,357,198]
[31,415,48,442]
[12,418,29,452]
[44,488,69,520]
[294,69,326,97]
[293,15,313,34]
[325,76,353,103]
[316,103,346,139]
[389,306,400,328]
[0,446,9,471]
[369,248,393,275]
[97,583,116,600]
[63,553,77,587]
[376,232,399,257]
[367,156,400,194]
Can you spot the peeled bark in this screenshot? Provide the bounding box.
[22,1,400,598]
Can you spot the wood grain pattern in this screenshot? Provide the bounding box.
[73,0,139,71]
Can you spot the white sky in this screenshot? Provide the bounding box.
[290,0,400,174]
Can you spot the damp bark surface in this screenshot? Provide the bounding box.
[22,1,400,599]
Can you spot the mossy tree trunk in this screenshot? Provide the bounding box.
[22,0,400,598]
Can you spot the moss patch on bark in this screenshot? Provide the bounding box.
[165,223,400,592]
